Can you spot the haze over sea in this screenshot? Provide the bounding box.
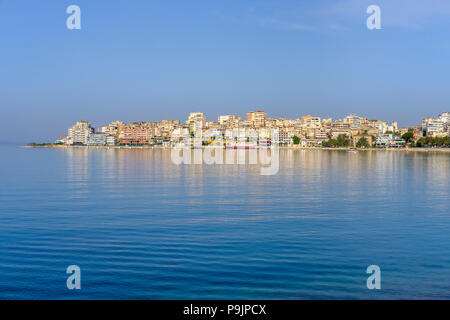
[0,144,449,299]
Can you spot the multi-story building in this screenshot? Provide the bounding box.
[205,121,220,129]
[67,121,94,145]
[305,116,321,129]
[170,127,190,143]
[387,121,398,133]
[439,112,450,136]
[155,120,180,138]
[118,123,153,145]
[159,120,180,129]
[218,115,242,128]
[97,126,109,134]
[315,130,328,140]
[321,118,333,127]
[424,118,445,137]
[399,127,410,136]
[258,128,272,147]
[421,114,450,137]
[376,134,405,147]
[331,121,350,139]
[106,135,117,146]
[86,133,108,146]
[409,126,424,139]
[186,112,206,132]
[301,115,312,123]
[271,128,280,145]
[344,114,362,130]
[192,120,204,135]
[439,112,450,124]
[367,119,381,128]
[108,121,125,136]
[246,110,267,128]
[279,130,293,145]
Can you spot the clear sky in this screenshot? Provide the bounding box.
[1,0,450,142]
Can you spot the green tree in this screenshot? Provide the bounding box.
[356,137,370,148]
[293,135,300,145]
[401,131,414,143]
[322,140,334,147]
[416,136,450,147]
[336,134,350,147]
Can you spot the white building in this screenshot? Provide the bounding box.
[68,121,94,145]
[305,117,322,129]
[425,119,445,137]
[376,134,405,147]
[344,114,361,130]
[186,112,205,127]
[279,131,293,145]
[108,121,125,136]
[439,112,450,124]
[106,135,117,146]
[218,115,241,124]
[170,127,190,142]
[86,133,108,145]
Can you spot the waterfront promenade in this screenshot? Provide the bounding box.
[23,144,450,153]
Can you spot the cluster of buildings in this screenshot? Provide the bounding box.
[57,111,450,148]
[421,113,450,138]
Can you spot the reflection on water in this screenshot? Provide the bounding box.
[0,146,449,299]
[66,148,450,211]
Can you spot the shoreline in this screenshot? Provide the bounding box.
[21,145,450,153]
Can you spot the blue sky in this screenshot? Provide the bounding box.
[1,0,450,142]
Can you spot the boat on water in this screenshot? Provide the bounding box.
[348,147,358,153]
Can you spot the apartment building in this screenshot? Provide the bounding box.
[376,134,405,147]
[86,133,108,146]
[67,121,94,145]
[107,121,125,136]
[330,121,351,139]
[118,123,153,145]
[106,135,117,146]
[218,115,242,128]
[246,110,267,128]
[344,114,362,130]
[186,112,206,129]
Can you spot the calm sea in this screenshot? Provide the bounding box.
[0,144,449,299]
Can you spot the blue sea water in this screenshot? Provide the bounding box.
[0,144,449,299]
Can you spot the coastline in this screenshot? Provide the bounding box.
[21,144,450,153]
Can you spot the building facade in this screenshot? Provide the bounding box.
[86,133,108,145]
[67,121,94,145]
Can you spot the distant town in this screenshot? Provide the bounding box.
[30,111,450,148]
